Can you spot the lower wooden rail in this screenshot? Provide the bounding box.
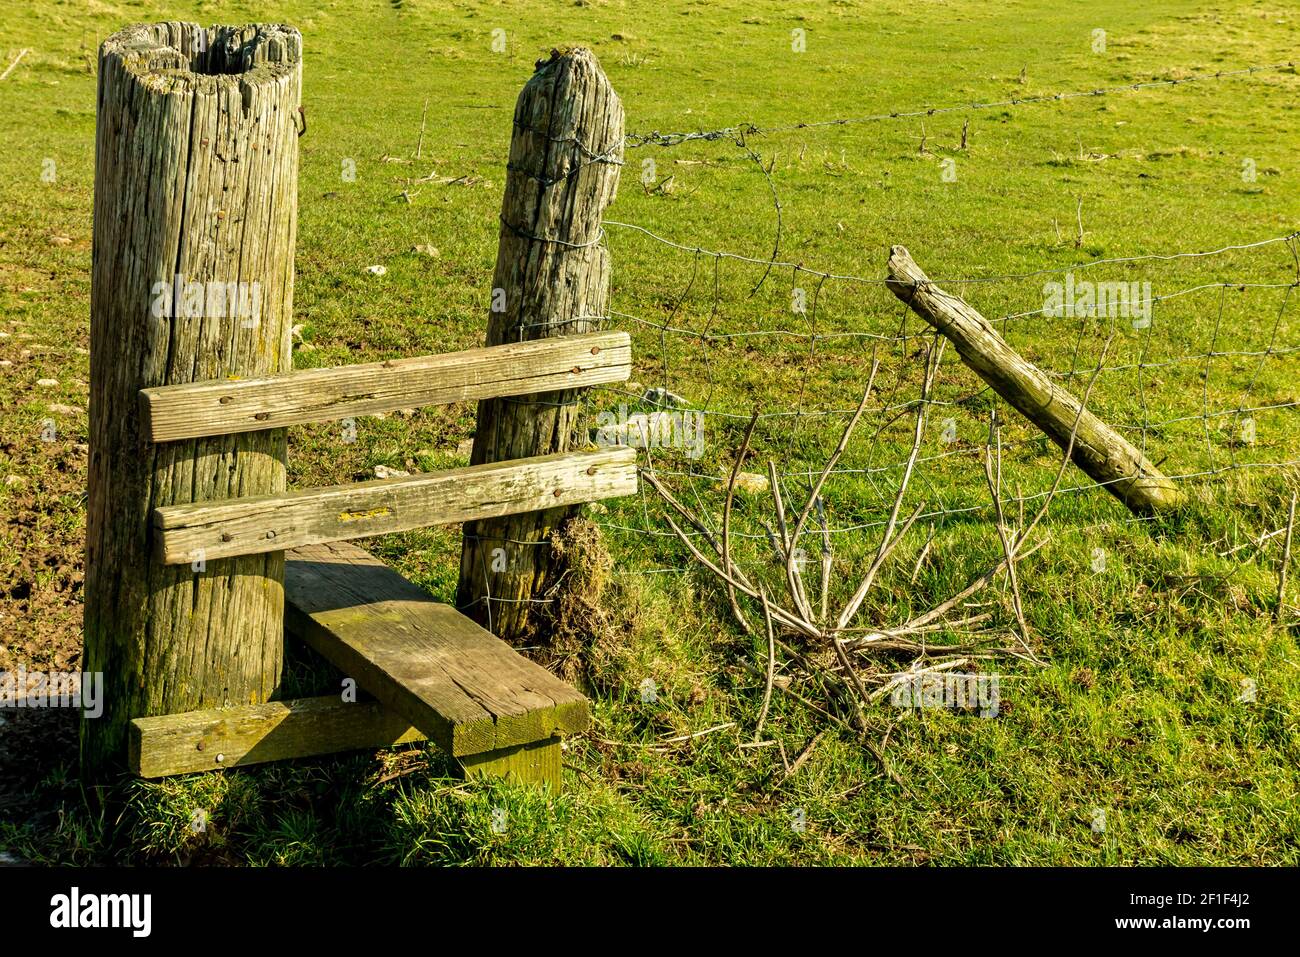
[129,696,424,778]
[152,446,636,564]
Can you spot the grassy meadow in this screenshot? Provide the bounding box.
[0,0,1298,864]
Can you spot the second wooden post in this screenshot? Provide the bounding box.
[457,48,625,639]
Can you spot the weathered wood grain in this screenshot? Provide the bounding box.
[458,48,628,638]
[885,245,1183,514]
[84,22,302,773]
[284,542,589,760]
[140,331,631,442]
[129,695,425,778]
[153,447,636,563]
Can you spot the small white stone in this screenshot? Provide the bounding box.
[642,386,689,408]
[365,264,387,276]
[733,472,770,494]
[36,378,59,388]
[373,464,410,479]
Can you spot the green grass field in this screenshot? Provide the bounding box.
[1,0,1298,865]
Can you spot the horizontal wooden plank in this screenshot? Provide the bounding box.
[139,331,631,442]
[152,446,637,564]
[128,696,425,778]
[285,541,589,757]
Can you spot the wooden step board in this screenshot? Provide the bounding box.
[284,541,587,782]
[128,542,587,785]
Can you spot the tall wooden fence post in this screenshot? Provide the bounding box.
[83,22,302,772]
[458,48,624,639]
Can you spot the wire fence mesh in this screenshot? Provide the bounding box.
[483,59,1300,603]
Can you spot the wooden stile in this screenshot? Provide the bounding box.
[140,331,631,442]
[98,36,632,790]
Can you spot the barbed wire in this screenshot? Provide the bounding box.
[601,459,1300,543]
[602,220,1300,288]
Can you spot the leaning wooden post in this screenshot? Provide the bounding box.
[458,48,624,639]
[886,245,1183,515]
[83,22,302,772]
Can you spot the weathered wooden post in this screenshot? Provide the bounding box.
[83,22,302,772]
[886,245,1183,514]
[458,48,624,639]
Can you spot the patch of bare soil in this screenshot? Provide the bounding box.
[0,439,86,675]
[1,348,90,829]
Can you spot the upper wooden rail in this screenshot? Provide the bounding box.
[139,331,631,442]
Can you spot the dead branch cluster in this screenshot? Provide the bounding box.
[644,334,1110,750]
